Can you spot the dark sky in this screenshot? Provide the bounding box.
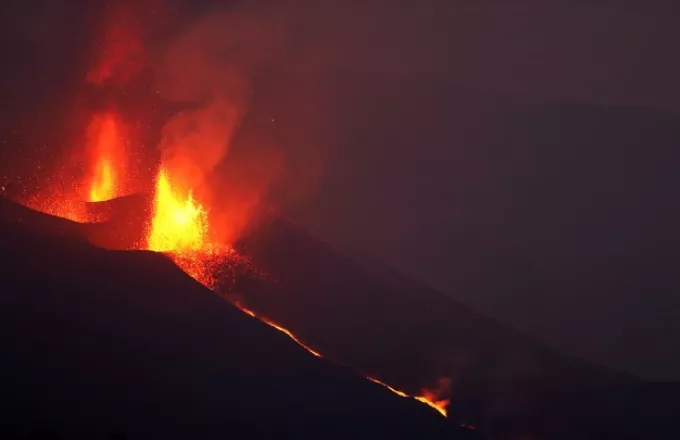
[1,0,679,380]
[266,0,680,381]
[291,1,680,112]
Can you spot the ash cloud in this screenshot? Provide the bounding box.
[152,1,297,243]
[159,0,671,245]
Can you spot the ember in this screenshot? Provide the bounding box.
[5,0,451,422]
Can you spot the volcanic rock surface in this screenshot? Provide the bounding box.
[1,196,678,439]
[231,215,680,439]
[0,198,466,440]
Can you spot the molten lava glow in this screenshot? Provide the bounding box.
[416,379,450,417]
[367,377,409,398]
[89,158,116,202]
[147,165,208,253]
[261,317,323,358]
[367,376,448,417]
[141,165,447,419]
[87,112,125,202]
[23,195,90,224]
[415,394,449,417]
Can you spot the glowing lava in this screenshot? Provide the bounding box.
[147,165,208,253]
[415,378,451,417]
[89,159,116,202]
[368,376,448,417]
[22,194,90,224]
[87,112,126,202]
[142,165,449,419]
[238,308,446,414]
[255,314,323,358]
[367,377,409,398]
[415,394,449,417]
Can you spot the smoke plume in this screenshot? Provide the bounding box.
[153,2,293,243]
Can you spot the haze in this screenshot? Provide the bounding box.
[0,0,678,381]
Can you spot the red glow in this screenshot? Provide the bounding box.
[86,111,127,202]
[13,0,452,421]
[86,0,156,86]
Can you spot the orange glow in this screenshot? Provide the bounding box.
[22,194,90,224]
[415,378,450,417]
[367,376,448,417]
[366,377,449,417]
[415,394,448,417]
[89,158,116,202]
[142,165,321,356]
[259,316,323,358]
[19,153,450,418]
[87,112,126,202]
[367,377,409,398]
[147,165,208,253]
[90,158,115,202]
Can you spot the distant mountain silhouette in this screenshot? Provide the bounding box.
[258,69,680,381]
[232,213,679,439]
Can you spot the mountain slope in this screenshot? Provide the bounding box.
[232,214,679,439]
[265,69,680,382]
[3,195,677,439]
[0,203,463,439]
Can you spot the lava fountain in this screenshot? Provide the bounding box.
[147,165,208,253]
[142,163,449,418]
[87,111,126,202]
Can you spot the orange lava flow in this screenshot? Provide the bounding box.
[367,377,409,398]
[260,318,323,358]
[87,112,126,202]
[415,395,449,417]
[147,165,208,253]
[238,308,446,416]
[143,165,447,418]
[240,306,322,359]
[369,377,448,417]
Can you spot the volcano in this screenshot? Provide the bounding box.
[2,1,677,438]
[1,196,677,440]
[0,197,472,440]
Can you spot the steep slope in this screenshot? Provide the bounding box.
[0,206,464,439]
[265,69,680,382]
[5,194,675,438]
[232,215,678,439]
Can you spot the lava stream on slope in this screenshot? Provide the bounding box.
[14,160,450,419]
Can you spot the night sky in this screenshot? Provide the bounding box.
[0,0,678,380]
